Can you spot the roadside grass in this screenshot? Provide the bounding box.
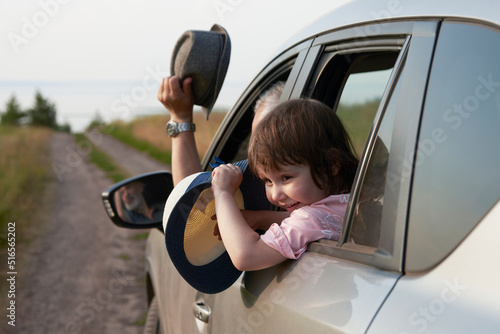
[134,312,147,326]
[104,120,172,166]
[104,111,227,163]
[99,99,380,164]
[104,101,379,164]
[0,126,53,244]
[102,103,377,163]
[337,99,380,157]
[129,232,149,241]
[0,125,53,296]
[74,133,129,183]
[119,254,131,261]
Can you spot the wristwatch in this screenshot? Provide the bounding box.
[166,120,196,137]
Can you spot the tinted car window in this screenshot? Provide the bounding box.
[407,22,500,272]
[349,78,400,248]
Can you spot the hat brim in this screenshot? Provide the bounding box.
[163,160,270,294]
[165,181,242,294]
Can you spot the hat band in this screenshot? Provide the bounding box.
[197,34,224,107]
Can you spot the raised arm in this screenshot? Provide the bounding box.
[158,76,202,185]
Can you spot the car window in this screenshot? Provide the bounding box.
[310,50,400,249]
[406,22,500,272]
[336,61,393,156]
[349,77,400,248]
[312,52,399,156]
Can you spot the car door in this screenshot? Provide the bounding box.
[206,20,439,333]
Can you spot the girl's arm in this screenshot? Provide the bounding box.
[241,210,290,230]
[212,164,287,271]
[213,210,290,240]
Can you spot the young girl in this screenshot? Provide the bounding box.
[211,98,359,271]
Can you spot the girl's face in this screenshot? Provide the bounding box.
[257,164,330,213]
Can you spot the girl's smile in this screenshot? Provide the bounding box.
[257,164,330,213]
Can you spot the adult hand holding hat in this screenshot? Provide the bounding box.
[170,24,231,119]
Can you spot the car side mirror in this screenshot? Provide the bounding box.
[101,171,173,229]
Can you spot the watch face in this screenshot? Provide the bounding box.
[166,122,177,137]
[167,121,194,137]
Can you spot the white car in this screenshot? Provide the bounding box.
[102,0,500,332]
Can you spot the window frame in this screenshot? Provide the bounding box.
[293,21,440,272]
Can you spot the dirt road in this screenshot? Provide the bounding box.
[13,131,169,334]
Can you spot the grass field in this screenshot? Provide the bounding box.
[337,99,380,157]
[103,112,227,164]
[88,96,378,174]
[0,125,54,297]
[99,102,376,165]
[0,126,53,244]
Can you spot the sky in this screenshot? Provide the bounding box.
[0,0,352,132]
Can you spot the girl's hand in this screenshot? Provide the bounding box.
[211,164,243,196]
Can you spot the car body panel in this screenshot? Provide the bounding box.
[368,200,500,333]
[211,252,400,333]
[146,229,199,334]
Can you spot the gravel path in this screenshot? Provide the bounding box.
[12,131,170,334]
[85,129,170,176]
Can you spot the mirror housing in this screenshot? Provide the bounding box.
[101,171,173,229]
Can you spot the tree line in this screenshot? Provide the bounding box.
[0,90,71,132]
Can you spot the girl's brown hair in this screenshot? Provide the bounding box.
[248,98,359,195]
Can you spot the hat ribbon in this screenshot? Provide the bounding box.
[209,156,226,168]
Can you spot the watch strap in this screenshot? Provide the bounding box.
[177,122,196,133]
[167,120,196,137]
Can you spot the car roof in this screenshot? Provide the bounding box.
[281,0,500,51]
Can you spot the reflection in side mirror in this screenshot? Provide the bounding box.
[102,171,173,229]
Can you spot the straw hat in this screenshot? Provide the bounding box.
[170,24,231,119]
[163,160,271,294]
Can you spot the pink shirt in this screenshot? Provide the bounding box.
[260,194,350,259]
